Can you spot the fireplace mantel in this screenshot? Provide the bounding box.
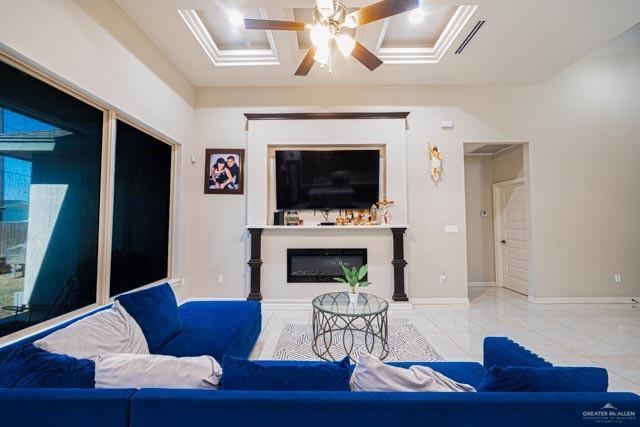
[246,226,409,303]
[246,117,409,301]
[246,224,409,230]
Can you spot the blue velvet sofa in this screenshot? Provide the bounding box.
[130,356,640,427]
[0,298,261,427]
[1,295,639,427]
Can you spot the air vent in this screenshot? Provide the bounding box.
[454,20,486,54]
[470,144,514,155]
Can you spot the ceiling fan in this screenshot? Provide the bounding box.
[244,0,420,76]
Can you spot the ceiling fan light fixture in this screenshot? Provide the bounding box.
[242,0,416,76]
[336,34,356,56]
[310,24,331,47]
[313,45,330,65]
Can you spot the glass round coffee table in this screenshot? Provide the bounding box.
[312,292,389,362]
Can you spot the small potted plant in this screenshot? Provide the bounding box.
[334,264,371,305]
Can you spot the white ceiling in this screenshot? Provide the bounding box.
[114,0,640,87]
[199,8,270,50]
[381,5,457,48]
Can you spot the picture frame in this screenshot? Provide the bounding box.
[204,149,245,194]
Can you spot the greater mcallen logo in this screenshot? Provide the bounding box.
[582,403,636,424]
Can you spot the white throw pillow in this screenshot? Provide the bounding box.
[95,353,222,389]
[34,301,149,360]
[350,354,475,392]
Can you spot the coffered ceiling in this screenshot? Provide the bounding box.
[114,0,640,87]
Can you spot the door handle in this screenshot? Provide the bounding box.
[500,240,506,244]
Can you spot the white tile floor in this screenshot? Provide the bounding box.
[251,287,640,393]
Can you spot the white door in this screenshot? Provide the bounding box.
[495,181,529,295]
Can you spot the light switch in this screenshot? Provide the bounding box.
[441,120,454,130]
[444,225,458,234]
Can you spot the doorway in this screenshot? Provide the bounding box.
[463,142,531,296]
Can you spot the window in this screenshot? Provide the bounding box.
[109,121,171,296]
[0,56,176,339]
[0,60,103,337]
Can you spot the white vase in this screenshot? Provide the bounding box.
[348,292,359,305]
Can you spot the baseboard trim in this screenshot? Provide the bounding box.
[528,296,640,304]
[388,302,414,311]
[184,298,313,311]
[411,298,470,305]
[261,300,314,311]
[468,281,496,287]
[183,297,415,311]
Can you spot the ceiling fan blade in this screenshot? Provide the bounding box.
[295,48,317,76]
[349,0,419,27]
[351,42,383,71]
[244,19,306,31]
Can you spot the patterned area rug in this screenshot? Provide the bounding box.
[272,323,443,362]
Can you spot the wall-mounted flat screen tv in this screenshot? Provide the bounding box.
[275,149,380,210]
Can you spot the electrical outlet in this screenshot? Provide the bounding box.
[217,274,224,284]
[439,274,447,284]
[614,273,623,285]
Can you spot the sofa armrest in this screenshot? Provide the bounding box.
[483,337,552,368]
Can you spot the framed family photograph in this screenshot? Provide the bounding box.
[204,149,245,194]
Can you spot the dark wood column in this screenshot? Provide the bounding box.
[391,227,409,302]
[247,228,263,301]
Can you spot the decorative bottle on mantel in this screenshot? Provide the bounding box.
[377,199,395,225]
[370,204,378,225]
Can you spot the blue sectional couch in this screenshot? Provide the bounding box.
[130,354,639,427]
[1,290,638,427]
[0,297,262,427]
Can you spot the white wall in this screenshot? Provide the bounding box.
[190,24,640,301]
[191,88,530,301]
[493,146,524,184]
[525,24,640,300]
[0,0,194,141]
[0,0,196,297]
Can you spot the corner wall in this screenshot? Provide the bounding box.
[191,87,532,301]
[525,24,640,300]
